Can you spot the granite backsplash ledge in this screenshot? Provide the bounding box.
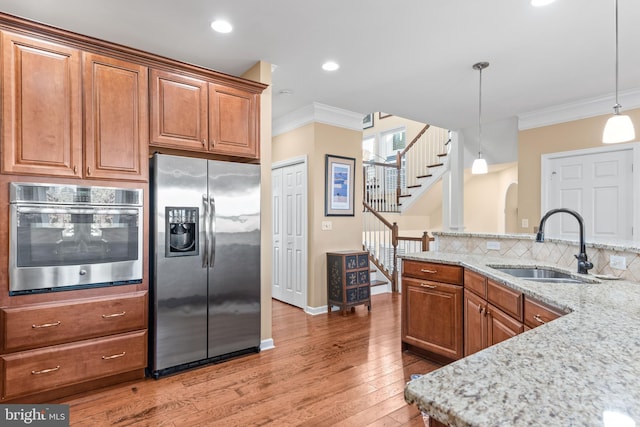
[432,232,640,282]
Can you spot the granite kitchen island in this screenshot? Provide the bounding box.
[403,251,640,427]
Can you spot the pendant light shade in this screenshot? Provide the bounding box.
[603,0,635,144]
[472,61,489,175]
[471,156,488,174]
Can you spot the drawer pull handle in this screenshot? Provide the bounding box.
[102,311,126,319]
[533,314,547,324]
[102,352,126,360]
[32,321,61,329]
[420,283,437,289]
[31,366,60,375]
[420,269,437,274]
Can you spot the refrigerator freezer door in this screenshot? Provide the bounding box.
[207,160,261,358]
[152,154,209,372]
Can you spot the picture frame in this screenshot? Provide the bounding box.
[363,113,374,129]
[325,154,355,216]
[378,112,392,119]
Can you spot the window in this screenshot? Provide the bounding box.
[380,128,406,162]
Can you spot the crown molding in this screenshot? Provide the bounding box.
[518,88,640,130]
[272,102,364,136]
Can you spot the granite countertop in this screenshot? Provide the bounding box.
[402,251,640,427]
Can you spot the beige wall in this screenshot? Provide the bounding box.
[463,163,518,234]
[518,108,640,233]
[241,61,272,342]
[273,122,363,309]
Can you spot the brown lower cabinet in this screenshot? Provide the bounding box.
[463,269,524,356]
[401,261,464,362]
[0,292,148,402]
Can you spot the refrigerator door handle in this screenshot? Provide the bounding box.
[209,195,216,268]
[202,194,209,268]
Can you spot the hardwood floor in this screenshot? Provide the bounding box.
[61,293,441,426]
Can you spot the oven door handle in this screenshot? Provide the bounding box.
[16,206,140,215]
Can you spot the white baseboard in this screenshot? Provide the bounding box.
[260,338,275,351]
[305,305,330,315]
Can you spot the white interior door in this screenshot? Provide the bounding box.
[543,147,633,242]
[272,158,307,309]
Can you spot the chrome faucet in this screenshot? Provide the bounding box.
[535,208,593,275]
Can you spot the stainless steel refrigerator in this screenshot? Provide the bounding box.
[149,153,261,378]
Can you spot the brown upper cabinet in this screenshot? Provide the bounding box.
[1,31,148,181]
[1,31,82,178]
[83,53,148,181]
[150,69,259,159]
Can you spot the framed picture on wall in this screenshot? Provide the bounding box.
[325,154,355,216]
[363,113,374,129]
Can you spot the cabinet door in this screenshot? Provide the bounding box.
[1,31,82,177]
[487,304,524,347]
[150,69,208,151]
[209,83,259,159]
[464,290,487,356]
[402,278,463,360]
[83,53,148,181]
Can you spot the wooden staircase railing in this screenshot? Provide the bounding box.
[362,201,433,292]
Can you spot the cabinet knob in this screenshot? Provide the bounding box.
[87,166,92,175]
[202,139,207,146]
[73,165,78,174]
[420,269,437,274]
[420,283,437,289]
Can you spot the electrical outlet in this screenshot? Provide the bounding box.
[321,220,332,231]
[610,255,627,270]
[486,241,501,250]
[521,218,529,228]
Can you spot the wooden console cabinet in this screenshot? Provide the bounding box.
[401,260,464,362]
[327,251,371,315]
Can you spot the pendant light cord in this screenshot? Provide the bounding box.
[614,0,620,113]
[478,66,483,155]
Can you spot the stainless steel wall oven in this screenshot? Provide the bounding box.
[9,182,143,295]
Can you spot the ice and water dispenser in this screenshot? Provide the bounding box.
[166,207,198,257]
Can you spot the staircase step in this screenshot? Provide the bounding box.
[427,162,444,168]
[437,153,448,157]
[370,279,388,287]
[407,184,422,189]
[399,194,411,198]
[416,173,433,179]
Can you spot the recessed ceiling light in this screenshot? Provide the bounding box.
[322,61,339,71]
[531,0,556,6]
[210,20,233,33]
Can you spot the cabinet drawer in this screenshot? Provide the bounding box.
[524,297,565,329]
[487,280,523,322]
[1,330,147,400]
[464,269,487,298]
[403,261,463,285]
[1,292,147,352]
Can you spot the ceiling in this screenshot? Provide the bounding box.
[1,0,640,131]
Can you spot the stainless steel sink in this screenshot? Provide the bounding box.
[489,266,593,284]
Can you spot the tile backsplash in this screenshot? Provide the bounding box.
[433,232,640,283]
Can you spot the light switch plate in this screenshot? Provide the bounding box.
[521,218,529,228]
[321,220,332,231]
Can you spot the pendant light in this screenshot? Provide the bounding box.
[603,0,635,144]
[471,62,489,174]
